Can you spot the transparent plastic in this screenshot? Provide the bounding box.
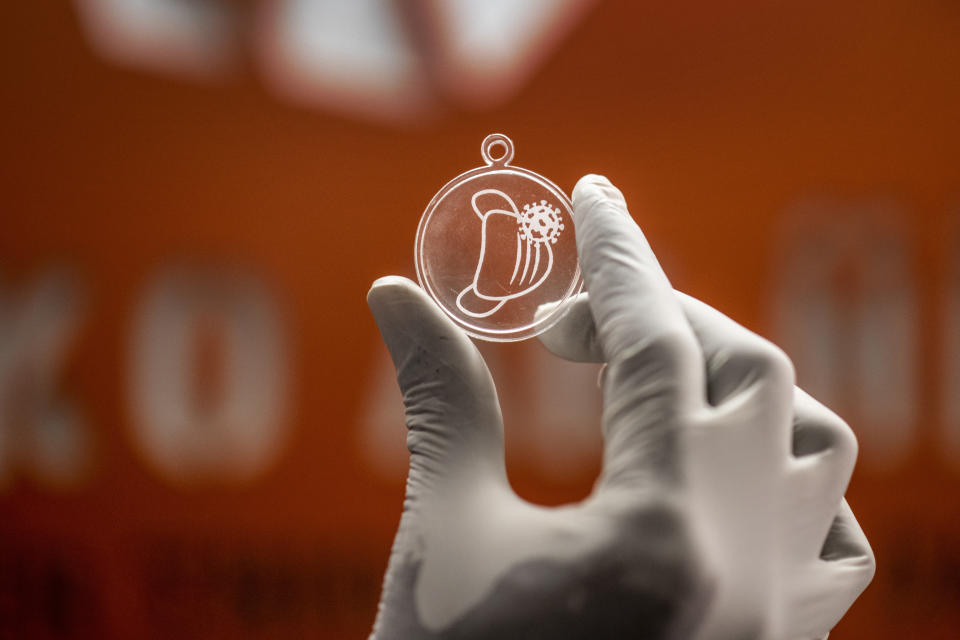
[415,134,583,341]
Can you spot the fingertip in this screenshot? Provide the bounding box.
[573,173,613,194]
[367,275,417,304]
[571,175,635,260]
[366,277,431,331]
[572,174,626,213]
[536,293,604,362]
[533,299,562,323]
[366,277,440,353]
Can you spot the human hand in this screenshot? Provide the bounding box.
[366,175,874,639]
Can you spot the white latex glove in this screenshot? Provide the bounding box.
[367,175,875,639]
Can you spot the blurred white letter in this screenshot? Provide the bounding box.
[73,0,238,78]
[130,267,289,485]
[0,270,90,489]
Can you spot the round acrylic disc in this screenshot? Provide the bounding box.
[415,133,583,342]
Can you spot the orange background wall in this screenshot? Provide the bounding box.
[1,2,959,638]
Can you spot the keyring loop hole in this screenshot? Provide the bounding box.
[480,133,514,166]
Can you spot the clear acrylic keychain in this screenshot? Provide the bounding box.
[415,133,583,341]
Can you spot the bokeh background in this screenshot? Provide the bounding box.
[2,1,959,638]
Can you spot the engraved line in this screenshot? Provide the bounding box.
[519,237,531,284]
[510,232,521,285]
[530,243,541,284]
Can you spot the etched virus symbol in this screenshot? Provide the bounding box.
[519,200,564,245]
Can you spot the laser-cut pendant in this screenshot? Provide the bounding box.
[415,134,583,342]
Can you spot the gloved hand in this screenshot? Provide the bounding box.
[366,174,875,640]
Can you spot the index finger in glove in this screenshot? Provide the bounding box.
[572,175,706,488]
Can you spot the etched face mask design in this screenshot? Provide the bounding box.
[456,189,565,318]
[415,134,582,342]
